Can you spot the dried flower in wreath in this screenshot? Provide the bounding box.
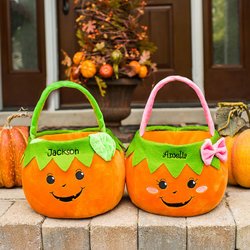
[61,0,157,96]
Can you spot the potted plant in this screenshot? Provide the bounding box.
[62,0,157,136]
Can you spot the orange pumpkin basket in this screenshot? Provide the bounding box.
[126,75,228,217]
[22,81,125,218]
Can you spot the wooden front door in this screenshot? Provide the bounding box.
[57,0,194,107]
[0,0,46,109]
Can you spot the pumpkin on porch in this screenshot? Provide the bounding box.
[126,76,228,217]
[0,112,30,188]
[216,102,250,187]
[22,81,125,218]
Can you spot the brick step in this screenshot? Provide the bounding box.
[0,187,249,250]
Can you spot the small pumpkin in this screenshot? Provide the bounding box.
[22,81,125,218]
[0,112,30,188]
[129,61,141,74]
[80,60,96,78]
[73,51,85,65]
[216,102,250,187]
[138,65,148,78]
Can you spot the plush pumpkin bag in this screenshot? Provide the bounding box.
[22,81,125,218]
[126,75,228,217]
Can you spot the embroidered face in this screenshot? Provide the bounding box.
[22,133,125,218]
[126,159,227,217]
[46,168,85,203]
[147,176,208,208]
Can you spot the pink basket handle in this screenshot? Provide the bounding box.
[139,75,215,136]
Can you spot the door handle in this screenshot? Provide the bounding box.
[63,0,69,15]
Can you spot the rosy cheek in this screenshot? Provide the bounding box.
[146,187,159,194]
[196,185,208,193]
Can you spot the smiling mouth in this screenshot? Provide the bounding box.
[51,187,84,202]
[160,196,193,207]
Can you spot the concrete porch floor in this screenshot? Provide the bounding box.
[0,186,249,250]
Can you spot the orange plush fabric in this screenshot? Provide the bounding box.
[126,127,228,217]
[142,130,211,145]
[22,131,125,218]
[126,157,227,217]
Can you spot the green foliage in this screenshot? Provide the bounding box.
[76,29,86,47]
[94,76,107,97]
[138,40,157,54]
[109,0,121,9]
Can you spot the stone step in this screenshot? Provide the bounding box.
[187,199,235,250]
[0,186,249,250]
[0,200,44,249]
[226,187,250,250]
[91,199,137,250]
[138,210,186,250]
[43,217,90,250]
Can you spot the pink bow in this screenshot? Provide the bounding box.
[201,138,227,166]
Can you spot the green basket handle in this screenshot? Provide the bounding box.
[30,81,106,139]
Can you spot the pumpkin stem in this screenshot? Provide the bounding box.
[217,109,235,133]
[242,104,250,124]
[4,107,32,128]
[218,102,250,122]
[216,102,250,137]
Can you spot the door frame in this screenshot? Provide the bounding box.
[191,0,204,93]
[44,0,59,111]
[0,0,204,110]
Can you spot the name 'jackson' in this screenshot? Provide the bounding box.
[47,148,79,157]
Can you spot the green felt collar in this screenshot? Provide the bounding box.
[23,129,123,171]
[126,125,221,178]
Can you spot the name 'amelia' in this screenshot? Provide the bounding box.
[162,151,187,159]
[47,148,79,157]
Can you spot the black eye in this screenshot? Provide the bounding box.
[187,179,196,188]
[46,175,55,184]
[158,180,167,189]
[75,170,84,180]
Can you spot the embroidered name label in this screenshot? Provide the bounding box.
[162,151,187,159]
[47,148,80,157]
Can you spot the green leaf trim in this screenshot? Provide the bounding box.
[23,131,121,171]
[89,133,116,161]
[126,125,221,178]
